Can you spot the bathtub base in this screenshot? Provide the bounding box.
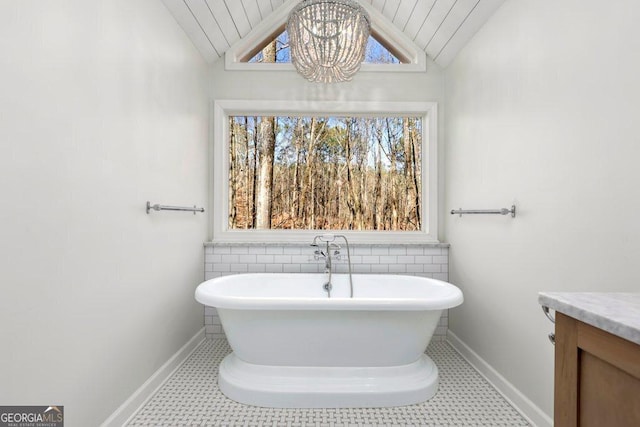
[218,353,439,408]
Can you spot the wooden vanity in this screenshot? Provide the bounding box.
[539,293,640,427]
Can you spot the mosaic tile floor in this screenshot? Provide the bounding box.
[127,339,530,426]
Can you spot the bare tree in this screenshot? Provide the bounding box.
[229,117,238,228]
[254,41,276,228]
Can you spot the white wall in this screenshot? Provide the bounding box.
[209,58,448,240]
[444,0,640,422]
[0,1,209,425]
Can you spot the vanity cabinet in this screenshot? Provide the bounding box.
[554,312,640,427]
[538,292,640,427]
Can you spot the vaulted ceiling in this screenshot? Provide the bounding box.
[162,0,505,68]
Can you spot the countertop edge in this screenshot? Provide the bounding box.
[538,292,640,346]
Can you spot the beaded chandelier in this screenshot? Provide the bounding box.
[287,0,371,83]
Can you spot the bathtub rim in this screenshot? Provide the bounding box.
[195,273,463,311]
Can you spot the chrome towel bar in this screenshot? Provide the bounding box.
[450,205,516,218]
[146,201,205,215]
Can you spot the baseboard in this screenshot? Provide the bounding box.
[100,327,206,427]
[446,331,553,427]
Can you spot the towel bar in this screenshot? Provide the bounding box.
[146,201,204,215]
[450,205,516,218]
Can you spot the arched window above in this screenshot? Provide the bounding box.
[246,30,402,65]
[225,1,426,73]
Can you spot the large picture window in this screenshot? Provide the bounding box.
[229,116,422,231]
[212,101,438,243]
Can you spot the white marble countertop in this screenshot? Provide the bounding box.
[538,292,640,346]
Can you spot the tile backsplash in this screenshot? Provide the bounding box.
[202,243,450,340]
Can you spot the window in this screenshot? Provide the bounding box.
[224,1,426,73]
[229,115,421,231]
[212,101,438,243]
[246,30,401,65]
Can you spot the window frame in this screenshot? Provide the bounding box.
[211,99,438,244]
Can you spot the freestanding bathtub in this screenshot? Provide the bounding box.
[195,273,463,408]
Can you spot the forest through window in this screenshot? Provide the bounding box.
[228,115,423,231]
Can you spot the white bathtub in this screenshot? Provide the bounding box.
[195,273,463,408]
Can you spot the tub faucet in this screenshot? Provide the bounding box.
[310,234,354,298]
[311,238,339,297]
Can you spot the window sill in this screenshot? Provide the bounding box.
[204,241,450,248]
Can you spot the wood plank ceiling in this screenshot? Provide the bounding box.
[162,0,505,68]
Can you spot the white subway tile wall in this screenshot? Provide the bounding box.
[202,243,450,340]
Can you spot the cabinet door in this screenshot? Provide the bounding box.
[555,313,640,427]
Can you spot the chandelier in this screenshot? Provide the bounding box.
[287,0,371,83]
